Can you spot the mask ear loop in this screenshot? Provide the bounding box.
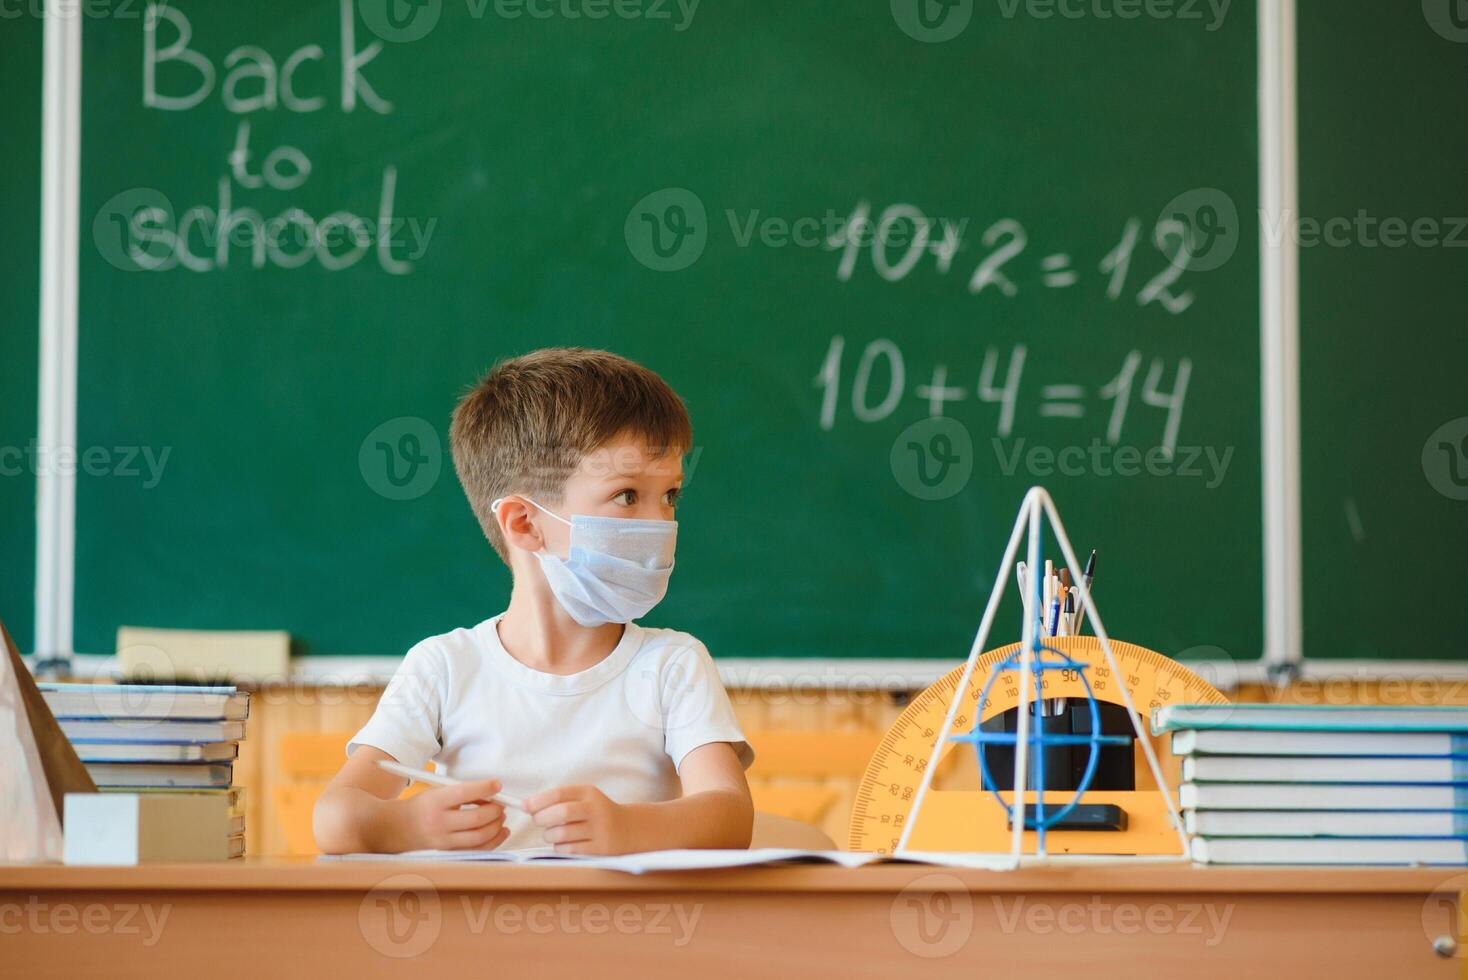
[490,496,574,562]
[490,495,573,526]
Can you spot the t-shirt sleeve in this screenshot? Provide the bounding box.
[346,639,446,769]
[661,641,754,773]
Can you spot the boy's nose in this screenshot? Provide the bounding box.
[635,502,675,523]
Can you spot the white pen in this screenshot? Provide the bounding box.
[376,759,528,811]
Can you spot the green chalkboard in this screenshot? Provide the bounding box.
[1298,3,1468,660]
[1,17,41,651]
[75,1,1262,661]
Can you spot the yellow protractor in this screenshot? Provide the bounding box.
[848,636,1229,855]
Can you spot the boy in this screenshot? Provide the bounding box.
[314,349,754,854]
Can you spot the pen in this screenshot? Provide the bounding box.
[1073,549,1097,635]
[1046,594,1061,637]
[1059,592,1074,636]
[376,759,528,811]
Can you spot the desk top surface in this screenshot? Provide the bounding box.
[0,857,1458,894]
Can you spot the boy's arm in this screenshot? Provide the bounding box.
[526,742,753,854]
[313,745,510,854]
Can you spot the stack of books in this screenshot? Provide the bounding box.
[42,683,250,859]
[1157,703,1468,866]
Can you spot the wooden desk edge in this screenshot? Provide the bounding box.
[0,857,1460,895]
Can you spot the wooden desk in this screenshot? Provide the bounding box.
[1,857,1461,978]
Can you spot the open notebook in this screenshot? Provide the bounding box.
[318,847,1029,873]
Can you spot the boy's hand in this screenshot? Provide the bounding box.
[525,785,635,855]
[400,779,509,851]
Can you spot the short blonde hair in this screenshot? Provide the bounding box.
[449,348,692,563]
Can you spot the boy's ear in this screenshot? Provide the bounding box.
[496,497,544,554]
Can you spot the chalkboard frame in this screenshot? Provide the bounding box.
[19,0,1363,679]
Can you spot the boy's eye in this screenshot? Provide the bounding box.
[663,488,681,507]
[612,489,637,506]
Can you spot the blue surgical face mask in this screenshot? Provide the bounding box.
[490,496,677,627]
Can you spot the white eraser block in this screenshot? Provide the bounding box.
[64,793,233,865]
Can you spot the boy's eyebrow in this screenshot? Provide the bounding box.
[593,472,684,484]
[592,469,685,484]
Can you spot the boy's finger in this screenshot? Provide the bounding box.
[524,785,584,813]
[445,803,504,832]
[542,822,592,845]
[531,801,586,828]
[447,823,509,850]
[446,779,502,804]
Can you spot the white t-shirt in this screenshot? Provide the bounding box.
[347,614,753,850]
